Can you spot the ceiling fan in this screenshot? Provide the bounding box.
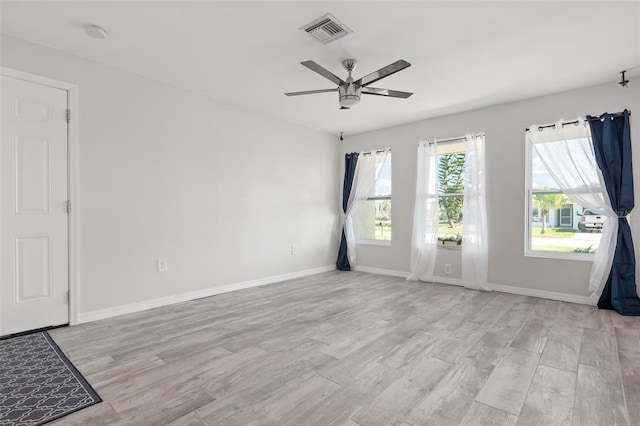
[285,59,413,109]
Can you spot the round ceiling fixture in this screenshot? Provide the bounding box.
[84,24,107,39]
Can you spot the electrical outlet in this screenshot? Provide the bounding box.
[291,244,298,255]
[444,263,452,274]
[157,258,168,272]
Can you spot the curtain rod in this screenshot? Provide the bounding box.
[361,149,391,156]
[525,111,630,132]
[426,133,484,145]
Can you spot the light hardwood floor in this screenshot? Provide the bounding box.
[49,271,640,425]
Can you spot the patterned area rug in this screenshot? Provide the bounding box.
[0,331,101,425]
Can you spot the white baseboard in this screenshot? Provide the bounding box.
[486,282,594,306]
[352,265,409,278]
[354,266,595,306]
[431,276,465,287]
[78,263,594,324]
[77,265,336,323]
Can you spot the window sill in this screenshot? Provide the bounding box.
[356,239,391,247]
[438,244,461,251]
[525,250,595,262]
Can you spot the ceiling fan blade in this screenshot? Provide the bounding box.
[361,87,413,98]
[340,106,350,110]
[284,88,337,96]
[301,61,345,86]
[357,60,411,87]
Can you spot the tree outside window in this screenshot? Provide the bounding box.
[533,189,570,234]
[437,145,465,242]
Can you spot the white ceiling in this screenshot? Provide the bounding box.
[2,1,639,135]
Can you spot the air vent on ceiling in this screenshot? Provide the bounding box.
[300,13,352,44]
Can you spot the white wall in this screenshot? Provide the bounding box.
[1,35,339,315]
[341,78,640,298]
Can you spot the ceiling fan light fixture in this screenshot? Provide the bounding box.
[339,84,361,108]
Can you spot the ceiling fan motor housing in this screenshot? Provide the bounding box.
[339,84,361,108]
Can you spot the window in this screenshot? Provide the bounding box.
[526,129,603,259]
[354,151,391,243]
[437,142,465,245]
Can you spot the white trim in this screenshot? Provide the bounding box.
[354,266,594,306]
[353,265,408,278]
[487,281,594,305]
[432,276,593,305]
[437,244,461,251]
[67,85,80,326]
[525,249,595,262]
[431,276,465,287]
[356,239,391,247]
[0,67,81,327]
[77,265,336,323]
[1,67,77,91]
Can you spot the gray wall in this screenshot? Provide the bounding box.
[1,35,339,314]
[3,32,638,310]
[341,78,640,298]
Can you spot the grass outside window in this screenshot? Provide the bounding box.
[531,227,576,238]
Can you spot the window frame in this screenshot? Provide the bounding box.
[524,135,596,262]
[355,151,392,246]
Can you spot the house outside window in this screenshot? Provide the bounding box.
[526,130,603,259]
[354,152,392,243]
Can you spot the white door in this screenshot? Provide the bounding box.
[1,75,69,336]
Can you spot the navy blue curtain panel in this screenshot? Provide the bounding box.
[336,153,359,271]
[589,110,640,315]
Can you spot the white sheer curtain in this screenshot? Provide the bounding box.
[462,134,490,291]
[527,119,616,299]
[408,141,439,282]
[344,148,390,266]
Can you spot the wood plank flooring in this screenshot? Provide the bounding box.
[48,271,640,425]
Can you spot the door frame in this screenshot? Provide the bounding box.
[558,204,573,228]
[1,67,80,327]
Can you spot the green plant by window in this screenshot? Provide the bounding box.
[438,234,462,245]
[572,245,596,254]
